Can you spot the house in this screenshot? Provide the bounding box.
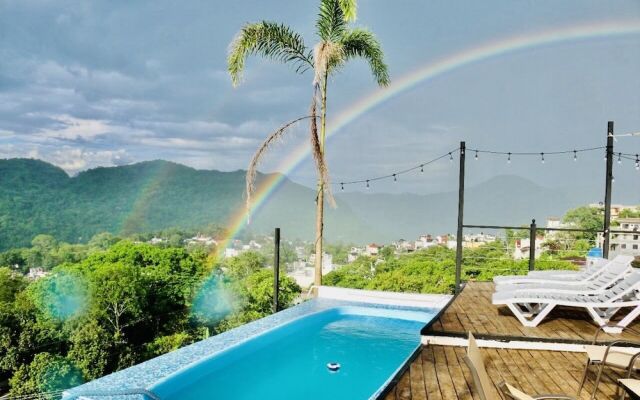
[347,247,365,262]
[366,243,381,256]
[513,237,543,260]
[148,237,165,245]
[26,267,48,280]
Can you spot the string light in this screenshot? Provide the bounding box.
[612,175,615,183]
[333,143,638,191]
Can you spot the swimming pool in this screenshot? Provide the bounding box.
[153,307,432,399]
[65,288,448,400]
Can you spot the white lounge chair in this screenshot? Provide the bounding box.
[492,271,640,333]
[493,255,633,286]
[495,257,633,294]
[527,257,607,277]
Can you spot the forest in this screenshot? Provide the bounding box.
[0,239,299,398]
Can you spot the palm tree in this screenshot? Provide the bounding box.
[228,0,389,290]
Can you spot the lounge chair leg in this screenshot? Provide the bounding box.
[617,305,640,330]
[577,360,590,396]
[591,362,607,400]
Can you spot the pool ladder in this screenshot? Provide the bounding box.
[64,388,160,400]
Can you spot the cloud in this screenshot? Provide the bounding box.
[0,143,132,175]
[37,114,112,140]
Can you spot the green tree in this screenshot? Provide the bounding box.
[8,352,82,398]
[67,320,111,381]
[88,232,121,251]
[0,267,27,303]
[563,206,603,240]
[222,251,266,281]
[144,333,192,359]
[229,0,389,288]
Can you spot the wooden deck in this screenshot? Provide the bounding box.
[384,345,622,400]
[425,281,640,343]
[382,281,640,400]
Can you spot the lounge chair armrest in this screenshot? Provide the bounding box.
[531,395,576,400]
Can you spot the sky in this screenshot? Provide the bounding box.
[1,0,639,200]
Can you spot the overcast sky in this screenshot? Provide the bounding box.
[1,0,639,199]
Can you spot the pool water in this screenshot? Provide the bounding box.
[152,307,430,399]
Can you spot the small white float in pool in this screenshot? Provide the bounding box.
[326,362,341,372]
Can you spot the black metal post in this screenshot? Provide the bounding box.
[603,121,614,259]
[273,227,280,313]
[529,219,537,271]
[455,142,466,293]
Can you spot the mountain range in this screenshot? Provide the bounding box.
[0,158,633,250]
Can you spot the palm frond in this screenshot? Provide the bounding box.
[340,28,390,86]
[316,0,348,42]
[228,21,313,86]
[246,115,316,217]
[338,0,357,21]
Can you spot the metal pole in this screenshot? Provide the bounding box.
[603,121,614,259]
[455,141,466,293]
[529,219,537,271]
[273,227,280,313]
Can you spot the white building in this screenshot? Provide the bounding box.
[366,243,381,256]
[224,248,240,258]
[184,235,218,247]
[26,268,48,280]
[603,218,640,258]
[513,237,543,260]
[148,237,165,245]
[347,247,365,262]
[308,253,334,272]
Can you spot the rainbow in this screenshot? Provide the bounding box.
[214,19,640,257]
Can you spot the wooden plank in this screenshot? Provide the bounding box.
[396,368,413,400]
[421,346,443,400]
[409,357,427,400]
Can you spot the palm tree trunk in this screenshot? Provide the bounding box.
[314,72,329,291]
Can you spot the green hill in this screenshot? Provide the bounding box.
[0,159,376,250]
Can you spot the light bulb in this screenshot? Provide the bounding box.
[507,153,511,164]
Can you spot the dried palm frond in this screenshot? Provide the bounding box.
[313,41,344,87]
[245,115,315,218]
[309,90,336,208]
